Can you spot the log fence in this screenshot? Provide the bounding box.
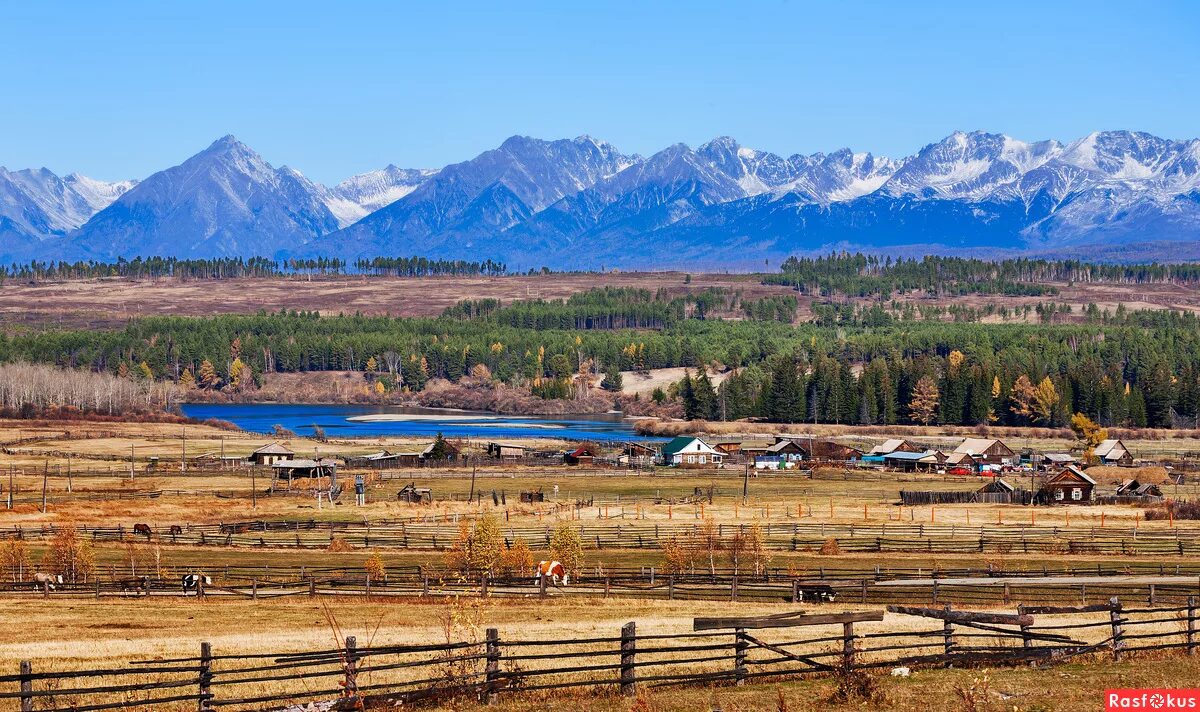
[6,599,1192,710]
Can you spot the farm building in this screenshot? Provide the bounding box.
[249,443,294,466]
[619,442,657,467]
[661,437,723,468]
[1094,439,1134,466]
[487,442,529,460]
[883,450,946,472]
[953,438,1017,466]
[765,439,807,459]
[945,452,979,470]
[397,483,432,504]
[804,439,863,461]
[422,439,462,461]
[346,450,421,468]
[978,478,1015,494]
[271,457,338,480]
[1116,479,1163,498]
[1036,465,1096,504]
[868,439,923,456]
[1042,452,1078,467]
[564,445,599,465]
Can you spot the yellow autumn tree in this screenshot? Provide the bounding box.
[228,358,249,391]
[1070,413,1108,463]
[365,356,378,373]
[198,359,219,389]
[1031,376,1060,424]
[179,368,196,389]
[138,361,154,380]
[909,375,940,426]
[1009,375,1036,421]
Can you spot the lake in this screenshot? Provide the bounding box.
[180,403,650,442]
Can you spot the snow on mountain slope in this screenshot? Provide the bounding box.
[0,167,135,239]
[328,165,439,225]
[69,135,342,259]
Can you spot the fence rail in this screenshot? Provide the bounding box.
[3,598,1196,710]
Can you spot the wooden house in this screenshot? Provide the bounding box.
[397,483,432,504]
[868,439,923,456]
[421,439,461,462]
[271,457,338,480]
[1037,466,1096,504]
[1042,452,1078,468]
[806,440,863,462]
[1094,439,1134,466]
[953,438,1017,467]
[249,443,294,466]
[620,442,658,467]
[661,437,723,468]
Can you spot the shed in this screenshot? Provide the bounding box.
[487,442,529,460]
[565,445,599,466]
[883,449,946,472]
[397,483,433,504]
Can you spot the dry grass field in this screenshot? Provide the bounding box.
[6,271,1200,329]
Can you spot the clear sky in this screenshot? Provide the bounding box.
[2,0,1198,184]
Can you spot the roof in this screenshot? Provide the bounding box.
[953,438,1010,456]
[883,450,942,462]
[981,478,1015,492]
[489,441,528,449]
[1047,465,1097,486]
[869,439,908,455]
[661,436,719,456]
[1095,439,1127,458]
[253,443,294,455]
[1043,453,1077,463]
[766,440,805,453]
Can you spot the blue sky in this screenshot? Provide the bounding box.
[2,0,1198,184]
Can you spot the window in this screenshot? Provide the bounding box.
[699,455,706,464]
[687,455,695,464]
[1072,488,1082,500]
[1054,489,1064,501]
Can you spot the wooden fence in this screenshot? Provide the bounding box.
[2,599,1197,710]
[5,518,1200,556]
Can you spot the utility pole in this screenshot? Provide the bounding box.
[742,460,750,505]
[469,463,478,504]
[66,456,72,493]
[6,466,12,509]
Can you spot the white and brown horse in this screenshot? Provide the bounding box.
[32,572,63,590]
[534,560,568,586]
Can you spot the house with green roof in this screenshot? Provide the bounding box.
[660,436,723,468]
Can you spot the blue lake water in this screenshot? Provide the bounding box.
[180,403,650,442]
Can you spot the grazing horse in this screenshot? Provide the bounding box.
[132,523,153,538]
[168,525,183,536]
[32,572,63,590]
[119,575,149,595]
[182,574,212,594]
[534,560,568,587]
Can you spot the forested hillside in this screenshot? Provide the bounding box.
[4,285,1200,428]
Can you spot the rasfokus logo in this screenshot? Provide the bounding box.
[1106,690,1200,710]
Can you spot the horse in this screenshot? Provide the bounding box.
[132,523,152,538]
[182,574,212,594]
[32,572,63,590]
[534,560,568,587]
[168,525,183,536]
[119,575,149,595]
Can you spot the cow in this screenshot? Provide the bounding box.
[534,560,568,587]
[182,574,212,594]
[32,572,63,590]
[119,576,150,595]
[132,523,153,538]
[796,585,838,603]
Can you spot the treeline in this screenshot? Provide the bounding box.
[442,287,797,330]
[4,302,1200,427]
[0,256,508,282]
[0,362,175,416]
[763,253,1200,298]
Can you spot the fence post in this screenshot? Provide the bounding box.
[538,571,547,598]
[842,621,856,669]
[668,575,675,601]
[1017,604,1032,655]
[620,622,636,696]
[942,604,954,665]
[1148,584,1156,606]
[481,574,489,598]
[485,628,500,704]
[730,575,738,602]
[19,660,32,712]
[1109,597,1124,661]
[344,636,359,699]
[791,578,800,603]
[198,641,213,712]
[1188,597,1197,656]
[733,628,747,686]
[251,579,258,601]
[861,579,868,604]
[309,578,316,597]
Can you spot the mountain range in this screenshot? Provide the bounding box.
[4,130,1199,268]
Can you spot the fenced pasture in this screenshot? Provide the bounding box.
[1,599,1196,711]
